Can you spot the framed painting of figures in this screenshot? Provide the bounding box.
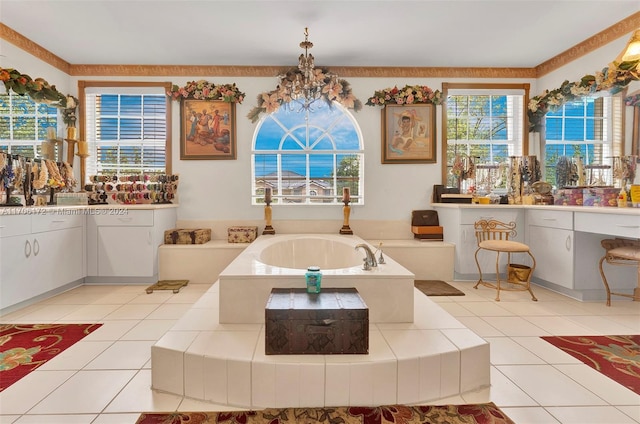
[180,99,236,160]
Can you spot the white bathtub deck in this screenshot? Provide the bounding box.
[151,282,490,408]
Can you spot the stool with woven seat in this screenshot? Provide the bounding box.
[473,219,537,301]
[598,238,640,306]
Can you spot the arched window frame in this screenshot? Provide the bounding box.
[251,101,364,205]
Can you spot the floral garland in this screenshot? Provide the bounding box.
[0,67,71,107]
[246,68,362,123]
[365,84,443,106]
[528,58,640,132]
[167,80,245,103]
[62,95,79,127]
[625,92,640,107]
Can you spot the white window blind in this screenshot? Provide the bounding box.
[84,86,167,178]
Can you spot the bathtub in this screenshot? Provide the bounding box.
[218,234,415,323]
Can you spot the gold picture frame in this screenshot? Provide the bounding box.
[381,104,436,164]
[180,99,236,160]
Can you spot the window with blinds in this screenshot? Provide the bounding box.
[544,96,613,186]
[442,83,529,190]
[0,91,58,158]
[80,82,171,179]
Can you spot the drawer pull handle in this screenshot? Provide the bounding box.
[565,235,571,251]
[33,239,40,256]
[543,218,557,221]
[51,220,66,223]
[616,225,639,228]
[118,217,133,222]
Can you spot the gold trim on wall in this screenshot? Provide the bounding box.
[0,23,71,73]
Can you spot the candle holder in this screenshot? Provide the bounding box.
[339,199,353,235]
[262,198,276,235]
[76,142,89,192]
[65,139,77,164]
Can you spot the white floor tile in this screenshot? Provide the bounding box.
[511,336,582,364]
[103,304,160,320]
[484,337,546,365]
[85,340,155,370]
[104,370,182,413]
[0,370,75,414]
[481,316,549,336]
[28,370,136,414]
[545,405,638,424]
[554,364,640,406]
[497,365,607,406]
[37,341,113,371]
[91,413,144,423]
[80,320,139,341]
[120,319,177,340]
[500,407,561,423]
[522,316,593,335]
[12,415,96,423]
[461,366,538,407]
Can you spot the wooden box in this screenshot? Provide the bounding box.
[164,228,211,245]
[265,288,369,355]
[227,226,258,243]
[411,210,443,240]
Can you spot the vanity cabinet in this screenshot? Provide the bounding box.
[525,209,574,289]
[434,205,524,279]
[0,213,84,309]
[86,207,176,282]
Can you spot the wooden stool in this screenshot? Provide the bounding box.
[473,219,537,302]
[598,238,640,306]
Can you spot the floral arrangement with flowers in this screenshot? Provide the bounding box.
[528,58,640,132]
[246,68,362,123]
[0,67,70,107]
[167,80,245,103]
[366,84,443,106]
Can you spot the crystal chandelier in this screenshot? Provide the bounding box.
[279,27,339,108]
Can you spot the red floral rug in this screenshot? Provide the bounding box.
[136,403,514,424]
[542,335,640,395]
[0,323,102,392]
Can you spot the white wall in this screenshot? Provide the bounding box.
[2,28,636,222]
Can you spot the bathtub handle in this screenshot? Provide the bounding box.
[306,320,338,334]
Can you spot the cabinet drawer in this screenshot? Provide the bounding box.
[574,212,640,238]
[0,215,31,238]
[92,209,154,226]
[460,209,521,225]
[526,209,573,230]
[31,214,84,233]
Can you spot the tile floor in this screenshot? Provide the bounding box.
[0,281,638,424]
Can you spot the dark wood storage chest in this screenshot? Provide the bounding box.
[265,288,369,355]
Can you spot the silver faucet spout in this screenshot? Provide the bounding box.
[355,243,377,270]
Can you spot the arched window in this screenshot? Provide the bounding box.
[252,101,364,205]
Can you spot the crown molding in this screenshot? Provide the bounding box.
[0,23,71,73]
[535,11,640,77]
[2,13,638,79]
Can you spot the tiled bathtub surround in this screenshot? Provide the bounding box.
[151,284,490,408]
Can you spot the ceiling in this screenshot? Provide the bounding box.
[1,0,639,69]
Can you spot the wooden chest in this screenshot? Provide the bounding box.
[265,288,369,355]
[164,228,211,244]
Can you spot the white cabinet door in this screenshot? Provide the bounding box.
[528,226,574,289]
[0,234,34,308]
[97,226,154,277]
[34,227,84,291]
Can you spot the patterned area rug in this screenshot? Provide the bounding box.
[415,280,465,296]
[542,335,640,395]
[0,323,102,392]
[136,403,514,424]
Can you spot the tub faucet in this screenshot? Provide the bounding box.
[355,243,377,270]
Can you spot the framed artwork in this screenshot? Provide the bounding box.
[180,99,236,160]
[381,104,436,164]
